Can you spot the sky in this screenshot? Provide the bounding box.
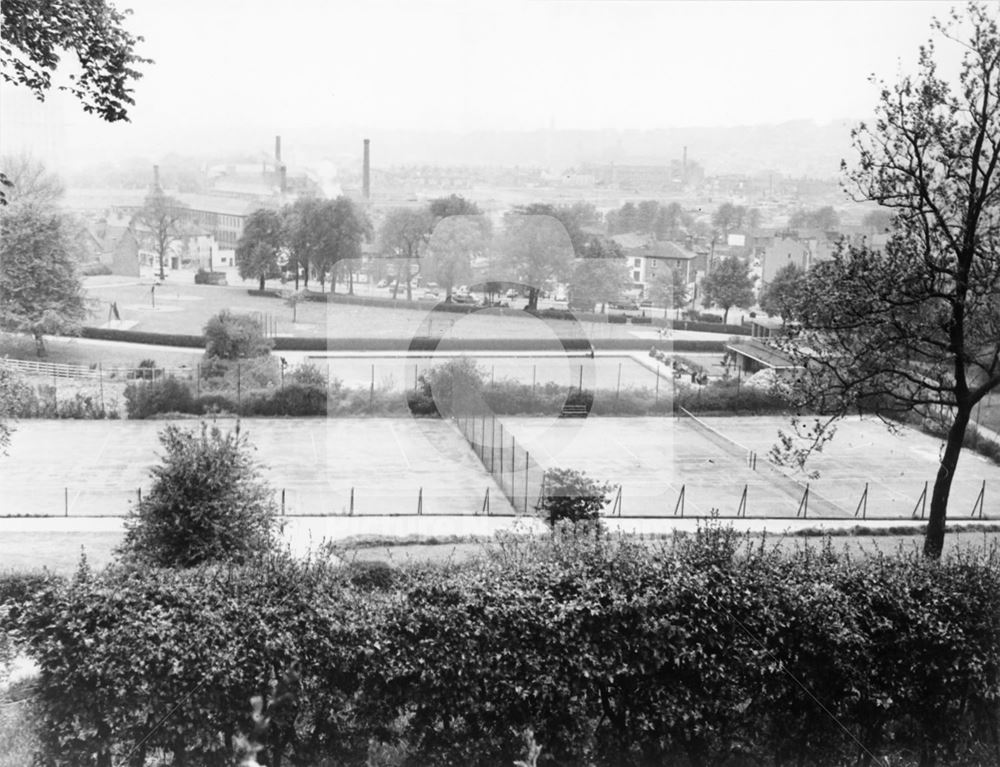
[0,0,962,170]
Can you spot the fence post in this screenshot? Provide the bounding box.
[64,487,68,517]
[491,416,496,472]
[499,424,505,494]
[98,363,105,414]
[525,451,530,514]
[532,365,536,394]
[578,365,583,393]
[616,362,622,403]
[137,487,142,504]
[655,371,660,403]
[237,362,242,411]
[370,364,375,411]
[350,486,355,516]
[196,363,201,397]
[417,487,423,515]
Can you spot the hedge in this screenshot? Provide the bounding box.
[9,530,1000,767]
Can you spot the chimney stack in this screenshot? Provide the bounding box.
[152,164,161,191]
[275,135,282,164]
[363,139,370,200]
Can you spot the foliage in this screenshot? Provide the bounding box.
[537,467,612,527]
[779,2,1000,557]
[428,194,481,219]
[416,357,486,416]
[0,202,88,356]
[118,422,280,567]
[0,0,149,123]
[0,366,33,453]
[203,310,274,360]
[379,207,434,301]
[133,188,189,280]
[496,212,575,309]
[758,262,805,321]
[788,205,840,231]
[567,239,630,312]
[0,154,64,207]
[13,534,1000,766]
[236,208,284,291]
[646,265,688,311]
[700,255,755,323]
[424,215,484,299]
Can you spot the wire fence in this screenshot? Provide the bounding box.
[452,412,546,516]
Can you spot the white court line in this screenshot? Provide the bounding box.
[389,422,413,470]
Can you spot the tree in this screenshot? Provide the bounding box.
[379,207,433,301]
[0,202,88,355]
[497,213,574,310]
[567,239,629,312]
[134,189,189,280]
[537,467,613,528]
[0,154,65,206]
[429,194,481,219]
[862,208,894,232]
[425,216,486,301]
[778,2,1000,558]
[282,197,319,290]
[653,202,688,241]
[236,208,284,291]
[700,255,755,323]
[1,0,149,123]
[712,203,747,239]
[636,200,660,233]
[788,206,840,231]
[204,310,273,360]
[326,196,370,294]
[118,422,280,567]
[758,263,805,322]
[647,266,689,315]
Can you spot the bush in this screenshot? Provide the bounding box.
[203,310,274,359]
[537,467,613,527]
[194,269,227,285]
[117,422,280,567]
[123,376,195,418]
[290,362,328,388]
[417,358,485,416]
[79,261,112,276]
[244,384,327,416]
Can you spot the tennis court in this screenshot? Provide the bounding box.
[0,418,513,518]
[498,414,999,519]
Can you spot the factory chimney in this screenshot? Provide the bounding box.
[363,139,370,200]
[275,135,282,164]
[152,164,161,192]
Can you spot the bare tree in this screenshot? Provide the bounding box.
[134,189,189,280]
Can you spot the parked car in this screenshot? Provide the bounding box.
[451,293,476,304]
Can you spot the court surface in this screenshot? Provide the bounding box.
[0,418,513,518]
[499,415,1000,519]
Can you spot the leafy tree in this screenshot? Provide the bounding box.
[0,366,34,455]
[653,202,688,240]
[134,188,189,280]
[788,206,840,231]
[497,213,574,309]
[425,216,486,300]
[0,0,149,123]
[711,202,747,239]
[379,207,433,301]
[429,194,481,219]
[700,255,755,323]
[537,467,612,528]
[567,239,629,312]
[118,422,280,567]
[326,196,370,294]
[513,202,592,255]
[636,200,660,233]
[0,202,88,356]
[647,266,689,314]
[779,2,1000,558]
[236,208,284,291]
[203,310,273,359]
[758,262,805,322]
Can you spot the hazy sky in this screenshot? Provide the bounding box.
[0,0,961,169]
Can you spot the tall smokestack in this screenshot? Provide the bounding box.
[152,165,160,191]
[275,135,282,164]
[363,139,370,200]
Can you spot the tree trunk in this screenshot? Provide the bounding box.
[158,251,165,280]
[259,274,265,291]
[405,258,413,301]
[723,305,730,324]
[294,258,299,290]
[348,264,354,295]
[923,406,971,558]
[527,287,539,311]
[34,332,45,357]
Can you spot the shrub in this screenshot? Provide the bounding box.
[123,376,195,418]
[79,261,112,276]
[244,384,327,416]
[418,358,485,416]
[194,269,227,285]
[195,393,238,415]
[117,422,280,567]
[537,467,613,527]
[406,389,438,416]
[203,310,274,359]
[290,362,328,388]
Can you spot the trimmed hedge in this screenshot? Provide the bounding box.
[10,531,1000,767]
[246,289,282,298]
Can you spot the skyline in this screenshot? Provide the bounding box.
[1,1,961,172]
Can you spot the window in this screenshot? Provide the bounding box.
[633,270,641,281]
[634,258,642,268]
